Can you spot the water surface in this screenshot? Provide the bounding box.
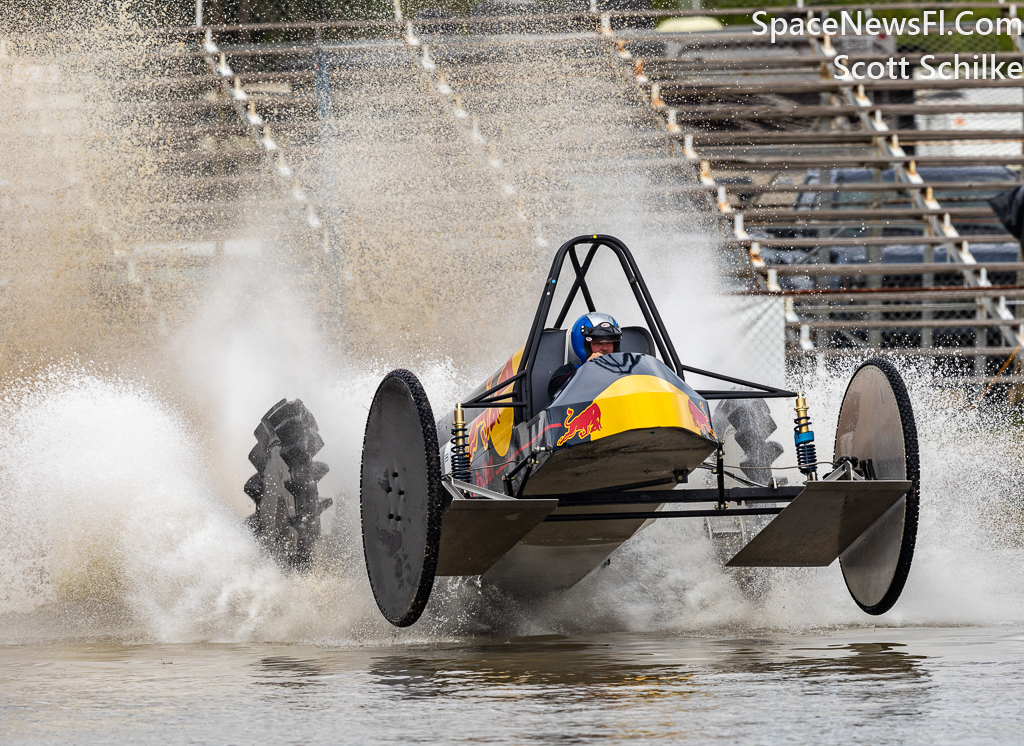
[3,626,1020,744]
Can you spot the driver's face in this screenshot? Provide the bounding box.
[588,339,615,359]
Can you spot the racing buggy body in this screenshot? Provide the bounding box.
[245,235,920,628]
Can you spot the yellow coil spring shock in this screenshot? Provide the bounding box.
[450,403,471,482]
[793,391,818,480]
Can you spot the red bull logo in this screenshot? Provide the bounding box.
[688,398,714,439]
[556,403,602,446]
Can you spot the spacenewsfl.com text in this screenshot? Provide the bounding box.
[752,10,1024,80]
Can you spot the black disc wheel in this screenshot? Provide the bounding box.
[836,358,920,615]
[360,369,443,627]
[245,399,331,570]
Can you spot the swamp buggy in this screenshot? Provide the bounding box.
[244,235,920,627]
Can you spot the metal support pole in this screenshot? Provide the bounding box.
[315,30,331,126]
[195,0,203,27]
[545,508,785,522]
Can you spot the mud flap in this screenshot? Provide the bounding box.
[436,478,557,576]
[726,479,912,567]
[436,500,559,576]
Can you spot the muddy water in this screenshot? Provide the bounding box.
[3,627,1022,744]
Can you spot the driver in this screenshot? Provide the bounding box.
[548,312,622,398]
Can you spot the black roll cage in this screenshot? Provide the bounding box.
[462,234,796,423]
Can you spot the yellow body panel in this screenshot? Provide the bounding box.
[590,374,714,441]
[490,407,514,457]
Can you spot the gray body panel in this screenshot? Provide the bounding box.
[727,479,912,567]
[436,498,558,576]
[481,502,663,592]
[522,426,717,495]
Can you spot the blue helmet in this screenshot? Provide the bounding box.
[570,312,622,363]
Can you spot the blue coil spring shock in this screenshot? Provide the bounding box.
[450,403,472,482]
[793,391,818,479]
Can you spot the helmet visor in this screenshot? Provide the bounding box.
[582,322,621,344]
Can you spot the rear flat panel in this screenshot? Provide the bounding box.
[727,480,912,567]
[435,499,558,576]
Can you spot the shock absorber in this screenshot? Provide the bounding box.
[450,403,471,483]
[793,391,818,479]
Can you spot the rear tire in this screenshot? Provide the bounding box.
[712,397,784,485]
[706,398,784,601]
[245,399,332,570]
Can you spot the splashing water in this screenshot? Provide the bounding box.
[2,349,1023,646]
[0,369,317,640]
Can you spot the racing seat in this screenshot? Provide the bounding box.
[529,326,657,414]
[621,326,657,358]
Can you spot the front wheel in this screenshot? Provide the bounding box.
[836,358,920,615]
[360,369,443,628]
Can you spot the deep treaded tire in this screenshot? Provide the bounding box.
[360,369,443,628]
[245,398,331,569]
[712,397,784,485]
[836,357,920,615]
[708,397,785,602]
